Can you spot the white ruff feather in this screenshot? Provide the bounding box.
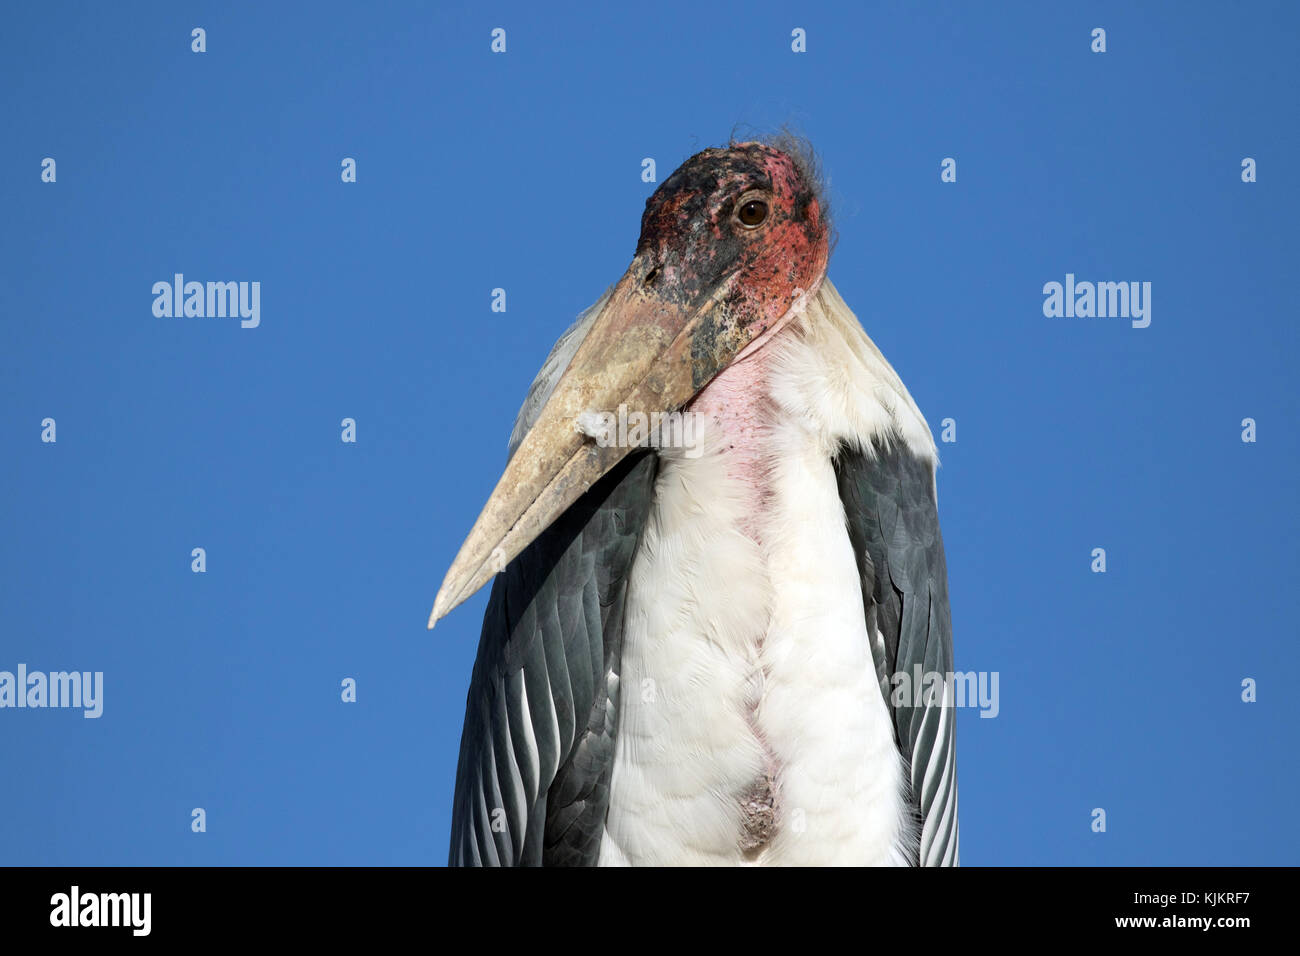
[598,278,935,866]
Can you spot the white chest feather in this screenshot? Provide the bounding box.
[598,281,933,866]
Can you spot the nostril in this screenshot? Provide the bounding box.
[643,267,660,287]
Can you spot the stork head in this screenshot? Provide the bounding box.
[633,141,831,378]
[430,141,830,625]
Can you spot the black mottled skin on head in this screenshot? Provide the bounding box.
[635,143,831,390]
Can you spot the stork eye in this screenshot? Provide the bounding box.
[737,198,769,228]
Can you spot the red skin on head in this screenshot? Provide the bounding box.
[636,142,830,378]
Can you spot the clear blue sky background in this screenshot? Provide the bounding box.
[2,1,1296,866]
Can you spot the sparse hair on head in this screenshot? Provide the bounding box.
[728,124,836,252]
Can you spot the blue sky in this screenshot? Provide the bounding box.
[2,1,1296,865]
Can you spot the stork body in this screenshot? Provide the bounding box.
[432,142,958,866]
[602,281,932,865]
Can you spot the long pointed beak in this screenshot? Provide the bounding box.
[428,253,746,627]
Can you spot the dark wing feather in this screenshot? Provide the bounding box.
[448,452,658,866]
[835,433,959,866]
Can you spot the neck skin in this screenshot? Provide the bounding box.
[687,336,780,548]
[686,273,822,546]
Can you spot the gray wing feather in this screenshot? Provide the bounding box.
[448,451,657,866]
[450,290,652,867]
[834,434,959,867]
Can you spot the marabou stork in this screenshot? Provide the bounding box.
[430,140,958,866]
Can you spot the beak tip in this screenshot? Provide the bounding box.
[428,590,451,630]
[428,574,466,631]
